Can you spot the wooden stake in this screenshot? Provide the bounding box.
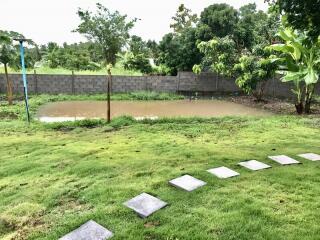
[107,69,112,123]
[4,63,13,105]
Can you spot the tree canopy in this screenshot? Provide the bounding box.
[266,0,320,41]
[196,4,238,41]
[170,4,198,34]
[74,3,136,64]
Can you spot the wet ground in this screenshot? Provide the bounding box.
[37,100,272,122]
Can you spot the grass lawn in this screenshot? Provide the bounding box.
[0,64,142,76]
[0,95,320,240]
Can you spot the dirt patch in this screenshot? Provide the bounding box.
[0,111,18,120]
[224,95,320,116]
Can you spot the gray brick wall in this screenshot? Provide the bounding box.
[0,72,319,98]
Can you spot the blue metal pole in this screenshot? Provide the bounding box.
[19,41,30,123]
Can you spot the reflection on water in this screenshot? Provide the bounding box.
[37,100,272,122]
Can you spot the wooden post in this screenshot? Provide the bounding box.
[107,69,112,123]
[71,70,75,94]
[4,64,13,105]
[177,71,181,93]
[33,69,38,94]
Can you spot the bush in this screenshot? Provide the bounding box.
[121,52,152,74]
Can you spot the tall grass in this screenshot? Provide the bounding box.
[0,64,142,76]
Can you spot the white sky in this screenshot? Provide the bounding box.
[0,0,269,45]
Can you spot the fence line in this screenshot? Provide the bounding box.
[0,71,319,98]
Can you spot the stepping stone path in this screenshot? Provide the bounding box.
[59,220,113,240]
[207,166,240,179]
[124,193,167,218]
[169,175,206,192]
[238,160,271,171]
[58,151,319,238]
[268,155,300,165]
[298,153,320,161]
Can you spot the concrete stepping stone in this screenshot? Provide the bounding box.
[207,166,240,179]
[124,193,167,218]
[169,175,206,192]
[298,153,320,161]
[238,160,271,171]
[268,155,300,165]
[59,220,113,240]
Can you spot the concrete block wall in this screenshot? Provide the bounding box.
[0,72,319,98]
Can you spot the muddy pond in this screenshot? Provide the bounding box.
[37,100,272,122]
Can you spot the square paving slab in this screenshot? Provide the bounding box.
[207,166,240,179]
[169,175,206,191]
[59,220,113,240]
[238,160,271,171]
[124,193,167,218]
[268,155,300,165]
[298,153,320,161]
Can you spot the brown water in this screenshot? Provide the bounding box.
[37,100,271,122]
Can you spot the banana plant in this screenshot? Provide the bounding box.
[268,28,319,114]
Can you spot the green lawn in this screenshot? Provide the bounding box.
[0,64,142,76]
[0,95,320,240]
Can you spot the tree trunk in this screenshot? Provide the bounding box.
[304,84,315,114]
[253,81,267,102]
[107,69,112,123]
[293,80,304,114]
[4,63,13,105]
[295,102,304,114]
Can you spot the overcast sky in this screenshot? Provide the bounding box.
[0,0,269,45]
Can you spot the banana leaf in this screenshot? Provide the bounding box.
[281,71,307,82]
[304,68,319,85]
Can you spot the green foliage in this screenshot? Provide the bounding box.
[234,52,276,100]
[43,42,102,71]
[128,35,149,56]
[121,51,152,74]
[170,4,198,34]
[120,36,152,74]
[268,28,320,113]
[234,3,279,50]
[146,40,160,60]
[151,64,172,76]
[157,28,202,75]
[197,36,238,76]
[0,64,142,76]
[195,4,280,78]
[196,3,238,41]
[75,3,136,64]
[266,0,320,42]
[0,30,23,66]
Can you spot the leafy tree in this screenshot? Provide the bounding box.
[146,40,160,59]
[194,36,238,76]
[74,3,136,65]
[0,30,24,105]
[234,48,277,101]
[157,28,202,75]
[42,42,101,71]
[266,0,320,42]
[170,4,198,34]
[9,46,39,70]
[268,28,320,114]
[233,3,279,50]
[120,35,153,74]
[128,35,148,55]
[196,4,238,41]
[194,5,281,100]
[121,51,152,74]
